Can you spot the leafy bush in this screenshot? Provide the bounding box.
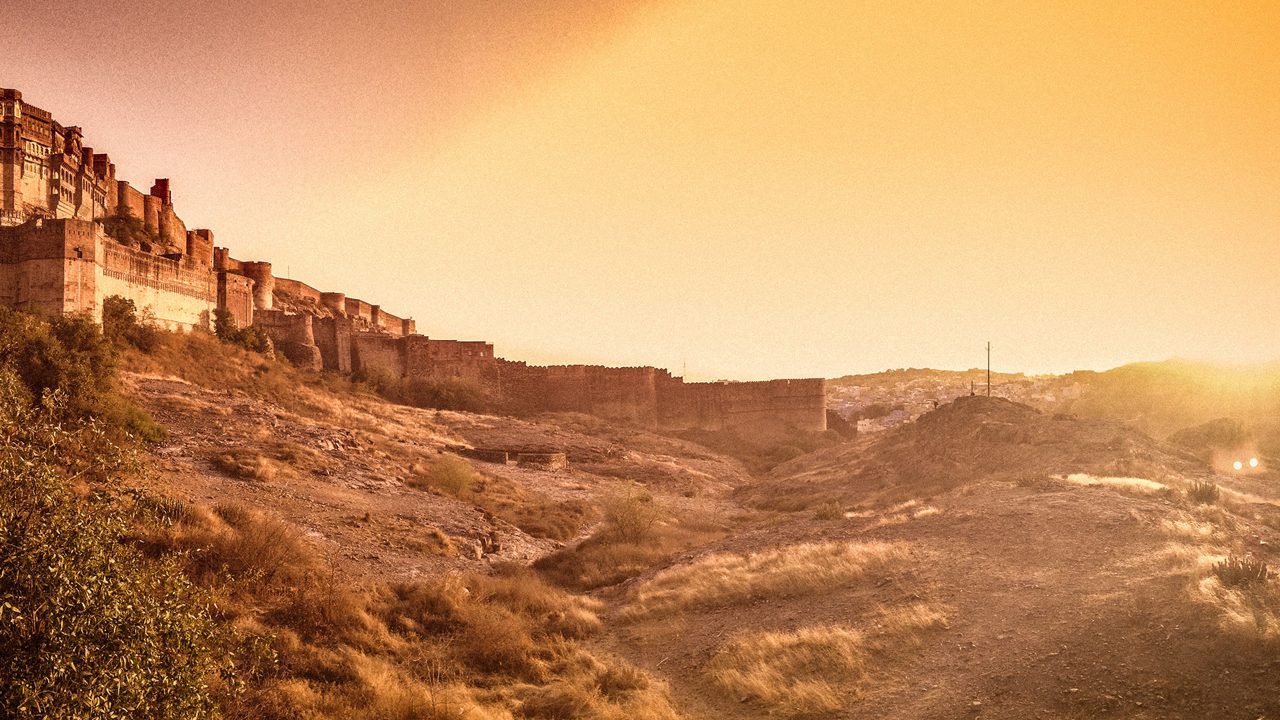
[101,295,161,352]
[0,381,232,719]
[214,307,272,354]
[0,306,163,442]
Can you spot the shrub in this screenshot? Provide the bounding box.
[402,377,489,412]
[0,388,232,719]
[1187,479,1220,505]
[214,308,272,354]
[602,488,662,543]
[1213,555,1270,587]
[407,456,478,497]
[102,209,163,250]
[101,295,161,352]
[814,501,843,520]
[0,306,114,420]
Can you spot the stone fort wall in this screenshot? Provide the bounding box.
[0,88,827,437]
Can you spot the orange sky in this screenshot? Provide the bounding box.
[4,1,1278,379]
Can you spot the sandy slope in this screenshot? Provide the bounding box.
[126,372,1280,719]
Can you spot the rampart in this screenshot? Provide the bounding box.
[0,88,826,438]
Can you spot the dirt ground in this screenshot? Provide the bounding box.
[126,374,1280,719]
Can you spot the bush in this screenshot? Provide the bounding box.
[407,456,479,497]
[402,377,489,412]
[0,386,233,719]
[602,488,662,543]
[0,306,163,443]
[214,308,272,355]
[1213,555,1270,587]
[1187,479,1220,505]
[354,370,490,413]
[101,295,161,352]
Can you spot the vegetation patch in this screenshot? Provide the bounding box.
[623,540,909,621]
[705,604,946,717]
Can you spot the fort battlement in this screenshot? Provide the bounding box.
[0,88,827,437]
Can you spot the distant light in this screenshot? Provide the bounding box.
[1250,457,1260,468]
[1233,460,1244,471]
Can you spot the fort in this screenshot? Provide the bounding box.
[0,89,826,436]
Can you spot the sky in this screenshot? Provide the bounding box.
[3,1,1278,380]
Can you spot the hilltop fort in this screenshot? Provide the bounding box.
[0,88,825,435]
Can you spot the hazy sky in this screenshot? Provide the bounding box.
[4,1,1278,379]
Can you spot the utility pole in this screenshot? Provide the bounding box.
[986,341,991,397]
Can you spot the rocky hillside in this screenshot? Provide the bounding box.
[112,334,1280,719]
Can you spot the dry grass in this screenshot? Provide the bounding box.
[535,508,726,592]
[706,604,946,717]
[213,452,280,482]
[623,540,910,621]
[406,456,478,497]
[1063,473,1168,494]
[1193,573,1280,640]
[135,496,680,719]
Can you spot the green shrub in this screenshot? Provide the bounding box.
[0,306,114,421]
[101,295,161,352]
[0,387,233,719]
[214,308,271,354]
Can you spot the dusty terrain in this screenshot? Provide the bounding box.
[124,372,1280,719]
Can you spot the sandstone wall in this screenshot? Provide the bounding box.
[351,333,403,378]
[217,271,254,328]
[96,234,216,330]
[273,276,321,308]
[314,316,353,373]
[255,309,322,369]
[0,219,97,317]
